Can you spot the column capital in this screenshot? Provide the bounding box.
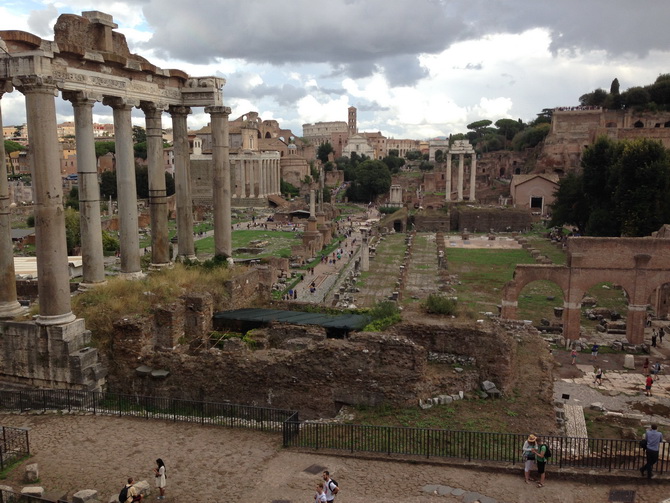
[204,105,231,116]
[12,75,58,96]
[169,105,192,117]
[103,96,140,110]
[0,80,13,96]
[62,90,102,107]
[140,101,168,116]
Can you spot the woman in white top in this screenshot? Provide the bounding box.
[153,458,166,500]
[522,434,537,484]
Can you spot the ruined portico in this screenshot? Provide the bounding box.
[445,140,477,202]
[0,11,230,390]
[501,237,670,344]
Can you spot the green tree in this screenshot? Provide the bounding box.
[495,118,525,142]
[95,141,116,158]
[345,160,391,203]
[549,173,588,232]
[405,150,422,161]
[64,207,81,254]
[65,187,79,210]
[134,142,148,160]
[4,140,24,154]
[280,179,299,198]
[621,86,650,108]
[610,78,620,95]
[100,170,117,199]
[511,123,550,150]
[579,88,608,107]
[317,142,334,163]
[466,120,492,141]
[382,155,405,174]
[132,125,147,144]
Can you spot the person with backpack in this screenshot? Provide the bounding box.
[322,470,339,502]
[531,437,550,488]
[640,424,664,479]
[119,477,142,503]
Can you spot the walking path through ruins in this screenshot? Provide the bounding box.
[0,413,666,503]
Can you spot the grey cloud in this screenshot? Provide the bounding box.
[27,4,58,37]
[380,55,429,87]
[356,102,390,113]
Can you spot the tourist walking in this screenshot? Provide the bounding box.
[643,357,650,376]
[652,331,657,347]
[531,437,548,488]
[590,344,599,361]
[593,367,603,386]
[522,434,538,484]
[651,362,662,381]
[322,471,339,502]
[570,348,577,365]
[659,328,665,345]
[153,458,166,500]
[640,424,664,479]
[314,481,327,503]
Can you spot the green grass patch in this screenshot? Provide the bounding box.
[196,230,299,259]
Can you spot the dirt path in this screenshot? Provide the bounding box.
[0,413,666,503]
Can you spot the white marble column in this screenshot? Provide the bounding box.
[64,91,106,288]
[457,153,465,202]
[141,102,170,268]
[445,153,452,202]
[469,154,477,201]
[18,77,75,324]
[0,90,25,318]
[104,97,143,277]
[259,159,266,198]
[169,105,196,259]
[206,105,232,258]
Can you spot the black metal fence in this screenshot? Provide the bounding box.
[283,422,668,473]
[0,426,30,472]
[1,389,665,475]
[0,389,296,433]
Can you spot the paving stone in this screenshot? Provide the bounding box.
[451,488,466,496]
[437,485,454,495]
[421,484,440,493]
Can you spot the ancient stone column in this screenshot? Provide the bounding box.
[562,301,582,342]
[309,189,316,217]
[259,159,266,198]
[17,77,75,325]
[63,91,106,288]
[205,105,232,258]
[445,153,452,202]
[626,304,647,344]
[141,102,170,268]
[169,106,196,259]
[361,229,370,272]
[104,97,143,277]
[0,90,25,318]
[275,160,281,194]
[239,159,247,198]
[457,153,464,201]
[469,154,477,201]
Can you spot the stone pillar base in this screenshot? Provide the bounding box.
[118,271,146,281]
[149,261,173,272]
[0,301,27,319]
[77,281,108,292]
[36,311,77,326]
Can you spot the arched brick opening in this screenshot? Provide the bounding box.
[502,237,670,344]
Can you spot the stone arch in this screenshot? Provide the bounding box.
[606,121,617,127]
[265,132,271,138]
[634,120,644,128]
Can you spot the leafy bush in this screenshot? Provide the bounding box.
[423,294,458,315]
[363,301,402,331]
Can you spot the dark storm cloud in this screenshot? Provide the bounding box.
[138,0,670,88]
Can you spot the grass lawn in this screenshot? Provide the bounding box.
[447,248,535,315]
[195,229,300,259]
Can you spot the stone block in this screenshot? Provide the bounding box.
[21,487,44,497]
[623,354,635,369]
[134,480,151,497]
[437,485,454,495]
[72,489,100,503]
[0,486,15,503]
[590,402,606,412]
[24,463,38,483]
[481,380,496,391]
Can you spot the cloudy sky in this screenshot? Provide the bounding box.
[1,0,669,140]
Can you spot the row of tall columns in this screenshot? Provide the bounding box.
[0,92,25,318]
[0,79,235,322]
[233,157,281,198]
[445,153,477,202]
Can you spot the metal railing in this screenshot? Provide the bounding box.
[0,389,296,433]
[283,422,668,473]
[1,389,664,474]
[0,426,30,471]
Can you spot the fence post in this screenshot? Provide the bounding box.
[350,424,354,454]
[426,429,430,459]
[25,428,30,456]
[0,427,4,472]
[316,423,320,450]
[387,427,391,456]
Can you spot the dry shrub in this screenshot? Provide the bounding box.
[72,263,237,349]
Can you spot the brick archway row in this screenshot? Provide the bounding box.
[501,237,670,344]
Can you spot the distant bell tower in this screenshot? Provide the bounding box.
[348,106,357,135]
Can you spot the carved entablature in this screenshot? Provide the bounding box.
[449,140,475,154]
[0,12,226,109]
